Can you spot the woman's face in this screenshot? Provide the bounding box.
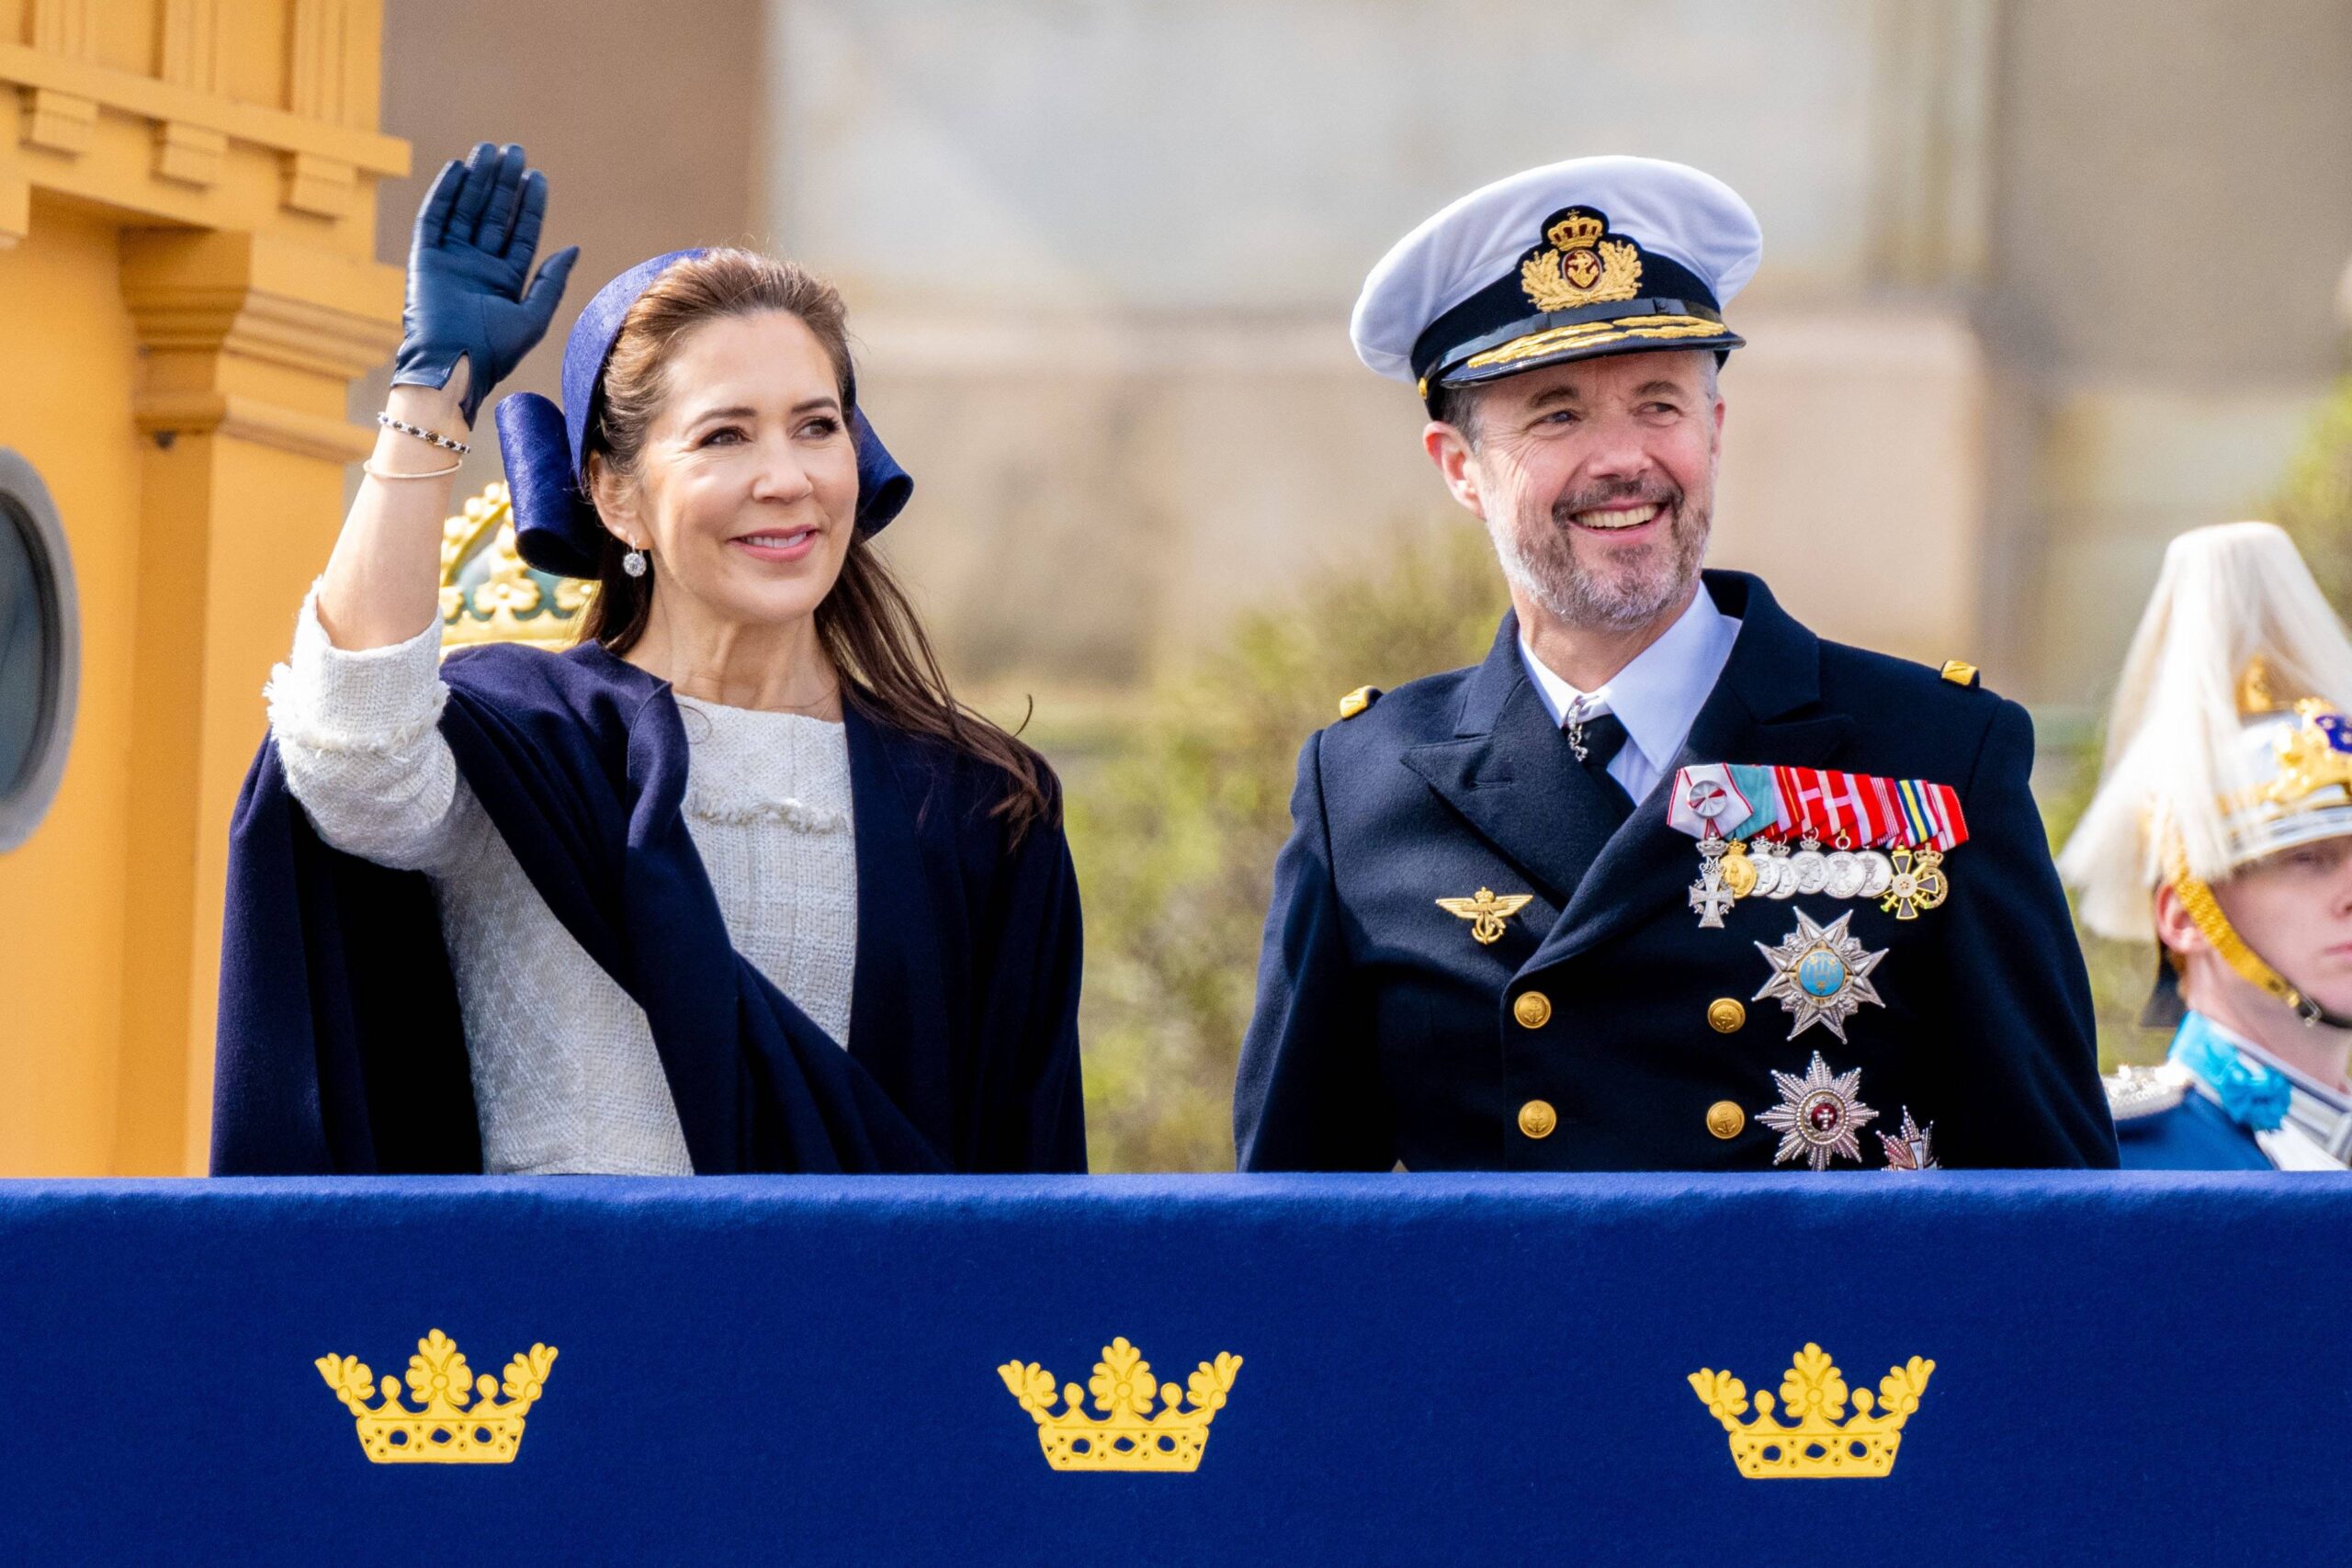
[603,309,859,632]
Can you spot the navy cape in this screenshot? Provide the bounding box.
[211,638,1085,1175]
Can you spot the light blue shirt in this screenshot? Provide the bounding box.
[1517,587,1741,805]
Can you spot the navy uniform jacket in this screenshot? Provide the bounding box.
[1235,570,2118,1171]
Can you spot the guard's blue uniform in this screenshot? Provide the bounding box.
[2109,1012,2351,1170]
[1235,571,2120,1172]
[2114,1093,2274,1170]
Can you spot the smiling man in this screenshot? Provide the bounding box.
[1233,157,2117,1172]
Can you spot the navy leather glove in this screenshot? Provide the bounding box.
[390,141,580,426]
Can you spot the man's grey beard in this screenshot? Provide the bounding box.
[1487,488,1712,632]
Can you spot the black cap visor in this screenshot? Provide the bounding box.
[1424,310,1743,404]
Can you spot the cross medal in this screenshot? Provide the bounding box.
[1688,833,1736,928]
[1683,777,1739,929]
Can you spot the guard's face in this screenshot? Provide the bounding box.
[1427,349,1724,632]
[605,310,860,632]
[2210,836,2352,1019]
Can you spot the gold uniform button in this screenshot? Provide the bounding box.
[1706,1100,1747,1140]
[1518,1100,1558,1140]
[1707,998,1747,1033]
[1512,990,1553,1029]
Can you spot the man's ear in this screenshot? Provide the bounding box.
[1422,421,1485,520]
[2153,882,2206,958]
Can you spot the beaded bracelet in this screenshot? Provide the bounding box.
[377,412,472,456]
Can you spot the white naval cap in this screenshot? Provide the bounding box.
[1350,155,1763,402]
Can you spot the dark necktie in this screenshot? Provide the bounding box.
[1565,705,1638,826]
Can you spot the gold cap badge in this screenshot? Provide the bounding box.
[1521,206,1644,312]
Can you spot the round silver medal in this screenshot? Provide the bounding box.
[1760,844,1797,899]
[1823,852,1869,899]
[1858,850,1895,898]
[1789,849,1831,896]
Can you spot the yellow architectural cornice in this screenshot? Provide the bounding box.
[0,43,406,173]
[129,390,377,463]
[121,228,401,461]
[121,230,402,378]
[0,0,405,248]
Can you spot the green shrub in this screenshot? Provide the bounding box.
[1067,521,1506,1172]
[2276,376,2352,608]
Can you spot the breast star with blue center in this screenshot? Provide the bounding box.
[1758,1051,1880,1170]
[1751,907,1887,1041]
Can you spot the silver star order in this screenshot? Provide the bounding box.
[1758,1051,1879,1170]
[1751,907,1887,1041]
[1879,1108,1938,1171]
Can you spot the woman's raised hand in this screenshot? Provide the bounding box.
[390,141,580,426]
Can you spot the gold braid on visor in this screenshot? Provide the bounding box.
[2162,837,2331,1026]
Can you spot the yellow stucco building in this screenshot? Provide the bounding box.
[0,0,404,1173]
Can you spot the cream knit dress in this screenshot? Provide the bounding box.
[265,588,859,1174]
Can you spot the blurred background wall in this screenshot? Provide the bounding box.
[380,0,2352,717]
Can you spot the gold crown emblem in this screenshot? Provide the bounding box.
[439,481,597,656]
[317,1329,559,1464]
[1522,206,1644,312]
[1688,1343,1934,1479]
[1546,209,1607,250]
[2258,701,2352,809]
[999,1337,1242,1472]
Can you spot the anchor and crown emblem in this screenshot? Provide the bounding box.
[1436,886,1536,945]
[1521,205,1645,311]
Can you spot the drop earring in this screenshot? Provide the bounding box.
[622,547,649,579]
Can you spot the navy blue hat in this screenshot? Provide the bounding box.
[495,248,914,579]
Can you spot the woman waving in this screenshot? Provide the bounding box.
[213,143,1084,1176]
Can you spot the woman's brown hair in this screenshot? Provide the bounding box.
[576,248,1054,837]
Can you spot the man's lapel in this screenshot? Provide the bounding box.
[1529,571,1855,968]
[1401,613,1623,908]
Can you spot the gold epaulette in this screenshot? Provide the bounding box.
[1338,685,1381,719]
[1939,660,1980,688]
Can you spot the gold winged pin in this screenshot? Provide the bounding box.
[1436,887,1535,945]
